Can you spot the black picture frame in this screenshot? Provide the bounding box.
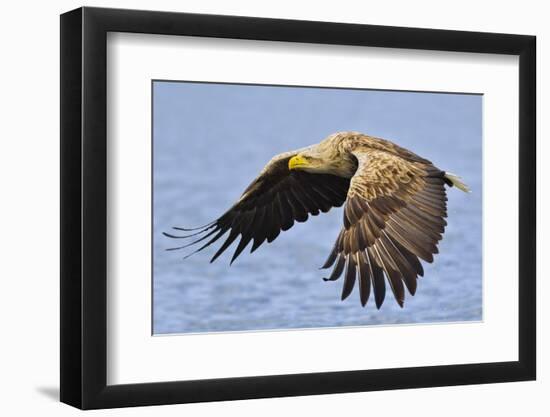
[60,6,536,410]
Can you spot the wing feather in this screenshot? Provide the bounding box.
[341,256,357,300]
[355,252,371,306]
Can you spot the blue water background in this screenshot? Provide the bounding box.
[153,81,482,334]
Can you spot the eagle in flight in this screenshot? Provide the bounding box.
[164,132,469,309]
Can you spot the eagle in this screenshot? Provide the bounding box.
[164,132,469,308]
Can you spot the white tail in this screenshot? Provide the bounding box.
[444,172,470,193]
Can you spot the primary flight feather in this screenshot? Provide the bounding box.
[164,131,469,308]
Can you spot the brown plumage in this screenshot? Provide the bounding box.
[165,131,469,308]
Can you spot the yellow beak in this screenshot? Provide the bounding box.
[288,155,309,170]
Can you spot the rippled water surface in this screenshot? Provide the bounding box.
[153,82,482,334]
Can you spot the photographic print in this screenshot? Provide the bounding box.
[153,80,482,335]
[60,8,536,408]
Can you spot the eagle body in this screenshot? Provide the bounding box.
[165,132,469,309]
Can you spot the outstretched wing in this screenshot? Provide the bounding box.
[321,148,448,308]
[165,150,351,264]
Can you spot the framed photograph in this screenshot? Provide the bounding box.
[60,6,536,409]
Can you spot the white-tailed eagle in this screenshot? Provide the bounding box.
[164,132,469,308]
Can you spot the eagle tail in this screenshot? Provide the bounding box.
[444,172,470,193]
